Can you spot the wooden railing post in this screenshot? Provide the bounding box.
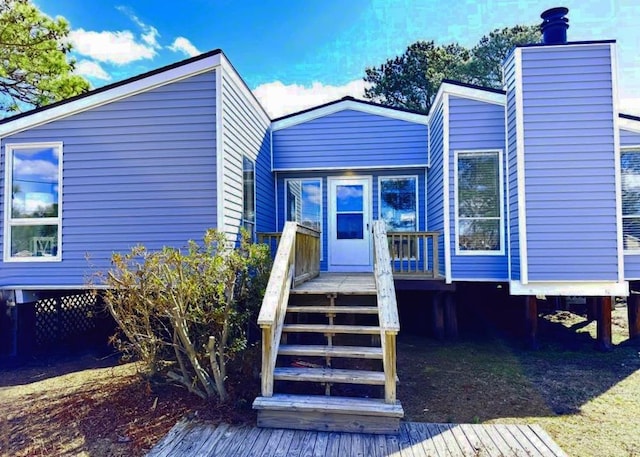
[257,222,297,397]
[386,231,441,279]
[373,221,400,404]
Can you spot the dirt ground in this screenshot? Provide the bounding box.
[1,301,639,457]
[0,351,254,457]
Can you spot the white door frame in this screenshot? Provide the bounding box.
[327,176,373,272]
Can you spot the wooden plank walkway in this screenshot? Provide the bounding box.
[291,273,377,295]
[147,420,567,456]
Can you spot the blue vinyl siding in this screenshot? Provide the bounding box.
[504,52,520,281]
[0,70,218,287]
[621,128,640,279]
[520,44,619,282]
[220,69,273,238]
[273,110,428,170]
[448,95,508,281]
[620,128,640,147]
[276,170,426,272]
[427,102,446,277]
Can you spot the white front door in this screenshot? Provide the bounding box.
[328,177,372,272]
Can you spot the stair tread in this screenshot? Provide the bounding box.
[253,394,403,417]
[282,324,381,334]
[274,366,385,385]
[287,305,378,314]
[278,344,383,359]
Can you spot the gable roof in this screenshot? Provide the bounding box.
[271,96,429,131]
[0,49,225,137]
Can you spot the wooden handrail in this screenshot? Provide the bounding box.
[257,222,321,397]
[387,231,440,278]
[372,220,400,404]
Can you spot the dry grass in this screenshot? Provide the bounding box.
[398,303,640,457]
[1,302,639,456]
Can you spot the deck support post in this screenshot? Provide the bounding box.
[524,296,538,350]
[432,292,445,340]
[586,297,598,322]
[627,294,640,340]
[596,296,613,351]
[444,292,458,339]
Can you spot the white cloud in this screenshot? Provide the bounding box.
[253,80,369,118]
[75,60,112,81]
[169,37,201,58]
[116,6,161,49]
[69,29,156,65]
[15,158,59,182]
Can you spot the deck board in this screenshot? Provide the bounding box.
[147,421,567,457]
[291,273,377,295]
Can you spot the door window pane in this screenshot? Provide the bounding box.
[337,214,363,239]
[336,185,363,212]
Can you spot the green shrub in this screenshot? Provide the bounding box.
[98,229,271,402]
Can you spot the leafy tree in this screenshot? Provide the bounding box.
[466,25,541,88]
[364,41,469,113]
[0,0,89,115]
[364,25,541,113]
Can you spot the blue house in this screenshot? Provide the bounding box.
[1,7,639,433]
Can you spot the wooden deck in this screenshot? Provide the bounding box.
[147,420,567,457]
[291,273,377,295]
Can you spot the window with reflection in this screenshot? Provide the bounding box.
[622,149,640,250]
[285,179,322,233]
[6,143,61,260]
[380,176,417,232]
[456,151,502,253]
[242,156,255,237]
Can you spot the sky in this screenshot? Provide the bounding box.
[38,0,640,118]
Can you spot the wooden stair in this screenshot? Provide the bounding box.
[253,273,403,434]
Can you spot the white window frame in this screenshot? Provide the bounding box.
[4,142,63,262]
[284,177,323,260]
[621,146,640,253]
[378,175,419,260]
[242,155,256,240]
[454,149,504,256]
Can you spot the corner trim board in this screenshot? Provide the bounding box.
[514,48,529,284]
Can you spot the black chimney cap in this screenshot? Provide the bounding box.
[540,7,569,45]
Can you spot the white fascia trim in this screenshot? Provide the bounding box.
[6,285,111,296]
[215,66,225,231]
[442,93,452,284]
[453,149,505,257]
[4,142,63,263]
[611,43,625,283]
[219,54,271,125]
[431,82,506,113]
[0,54,223,138]
[509,280,629,297]
[271,100,429,131]
[619,118,640,133]
[514,48,529,284]
[273,164,428,172]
